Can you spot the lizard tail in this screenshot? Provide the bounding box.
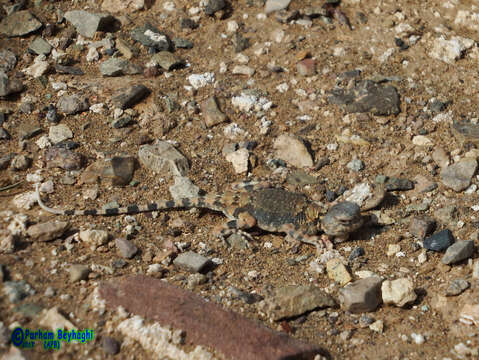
[36,183,66,215]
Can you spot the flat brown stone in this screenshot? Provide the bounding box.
[99,275,328,360]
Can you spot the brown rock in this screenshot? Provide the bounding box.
[79,157,136,186]
[27,220,70,242]
[201,96,227,128]
[409,216,436,240]
[99,275,328,360]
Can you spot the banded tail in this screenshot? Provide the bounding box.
[35,184,225,216]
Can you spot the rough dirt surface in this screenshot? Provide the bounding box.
[2,0,479,359]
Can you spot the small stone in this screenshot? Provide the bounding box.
[111,84,150,109]
[459,303,479,326]
[115,238,138,259]
[347,159,364,172]
[385,177,414,191]
[102,336,120,355]
[0,71,23,97]
[339,277,383,313]
[86,47,100,62]
[12,191,37,210]
[38,307,75,330]
[0,50,17,72]
[29,37,52,55]
[57,94,89,115]
[263,285,336,320]
[233,33,250,53]
[430,35,475,64]
[412,135,433,146]
[381,278,417,307]
[225,148,249,174]
[139,141,189,178]
[0,10,42,37]
[11,155,31,171]
[265,0,291,14]
[423,229,454,252]
[102,0,149,13]
[409,216,436,240]
[173,251,211,273]
[432,147,450,168]
[369,320,384,333]
[273,134,313,168]
[45,147,84,170]
[386,244,401,256]
[348,246,365,261]
[411,333,425,345]
[79,229,109,250]
[68,264,90,282]
[169,176,200,200]
[202,96,227,128]
[326,258,352,286]
[54,64,84,75]
[188,73,215,89]
[100,58,130,76]
[130,24,171,51]
[232,65,255,76]
[150,51,184,71]
[440,158,477,192]
[64,10,115,38]
[445,279,470,296]
[296,58,316,76]
[49,124,73,144]
[3,280,35,303]
[23,58,49,78]
[205,0,226,16]
[441,240,475,264]
[27,220,70,242]
[225,233,249,249]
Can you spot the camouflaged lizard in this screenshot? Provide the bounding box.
[35,181,363,251]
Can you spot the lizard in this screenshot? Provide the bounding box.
[35,181,364,252]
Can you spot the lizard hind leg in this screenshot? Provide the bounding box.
[214,211,257,248]
[280,224,333,253]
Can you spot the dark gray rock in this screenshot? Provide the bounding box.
[102,336,120,355]
[130,23,171,51]
[440,158,477,192]
[328,80,400,116]
[445,279,469,296]
[339,277,383,313]
[55,64,84,75]
[111,85,150,109]
[423,229,454,252]
[0,50,17,72]
[442,240,475,264]
[0,71,23,97]
[173,251,211,273]
[0,11,42,37]
[29,37,52,55]
[205,0,226,15]
[385,177,414,191]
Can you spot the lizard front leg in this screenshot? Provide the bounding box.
[214,211,257,247]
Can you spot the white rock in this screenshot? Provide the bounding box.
[412,135,433,146]
[265,0,291,14]
[223,123,247,139]
[343,183,372,207]
[23,59,49,78]
[86,47,100,62]
[38,307,75,331]
[225,148,249,174]
[454,10,479,32]
[430,36,475,64]
[381,278,417,307]
[411,333,425,344]
[36,135,51,149]
[51,82,67,91]
[89,103,105,113]
[49,124,73,144]
[187,72,215,89]
[271,28,285,43]
[235,53,249,64]
[79,229,109,249]
[276,82,289,93]
[227,21,239,33]
[232,65,255,76]
[12,191,38,210]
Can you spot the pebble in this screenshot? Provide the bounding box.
[381,278,417,307]
[441,240,475,264]
[29,37,52,55]
[3,280,35,303]
[111,84,150,109]
[115,238,138,259]
[188,72,215,89]
[205,0,226,16]
[38,307,75,330]
[102,336,121,355]
[369,320,384,333]
[445,279,470,296]
[225,148,249,174]
[423,229,454,252]
[440,158,477,192]
[338,277,383,313]
[0,50,17,72]
[326,258,352,286]
[49,124,73,144]
[409,216,436,240]
[173,251,211,273]
[57,94,89,114]
[0,71,23,97]
[169,176,200,200]
[430,36,475,64]
[296,58,316,76]
[265,0,291,14]
[68,264,90,282]
[263,285,336,320]
[385,177,414,191]
[11,155,31,171]
[201,96,227,128]
[0,10,42,37]
[138,141,189,178]
[347,159,365,172]
[79,229,109,250]
[44,147,84,170]
[150,51,184,71]
[232,65,255,77]
[100,58,130,76]
[26,220,70,242]
[273,134,313,168]
[411,333,425,345]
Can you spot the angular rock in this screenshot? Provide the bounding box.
[169,176,200,200]
[441,240,475,264]
[430,36,475,64]
[68,264,90,282]
[423,229,454,252]
[0,49,17,72]
[111,84,150,109]
[339,276,383,313]
[440,158,477,192]
[273,134,313,168]
[3,280,35,303]
[138,141,189,178]
[0,11,42,37]
[385,177,414,191]
[263,285,336,320]
[225,148,249,174]
[99,275,327,359]
[0,71,23,97]
[328,80,400,116]
[205,0,226,16]
[201,96,227,128]
[49,124,73,144]
[102,336,121,355]
[45,147,84,170]
[381,278,417,307]
[27,220,70,242]
[265,0,291,14]
[38,307,75,330]
[102,0,150,13]
[150,51,184,71]
[130,24,171,51]
[23,58,49,78]
[29,37,52,55]
[296,58,316,76]
[54,64,84,75]
[64,10,115,38]
[173,251,211,273]
[57,94,89,115]
[326,258,352,286]
[115,238,138,259]
[79,157,136,186]
[100,58,129,76]
[409,216,435,240]
[79,229,109,250]
[445,279,470,296]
